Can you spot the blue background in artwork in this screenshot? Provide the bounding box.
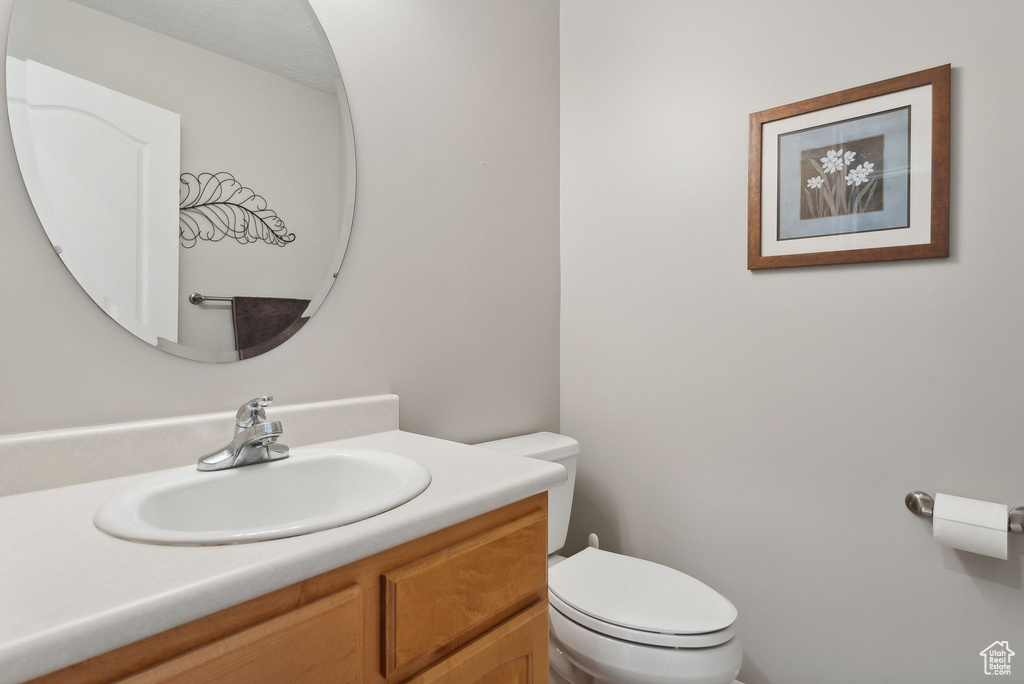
[778,107,910,240]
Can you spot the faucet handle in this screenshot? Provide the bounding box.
[236,396,273,428]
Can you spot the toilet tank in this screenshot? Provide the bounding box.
[475,432,578,554]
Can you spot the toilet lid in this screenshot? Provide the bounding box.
[548,548,737,635]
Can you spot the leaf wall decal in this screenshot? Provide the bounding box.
[178,172,296,248]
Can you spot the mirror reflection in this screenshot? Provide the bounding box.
[7,0,355,361]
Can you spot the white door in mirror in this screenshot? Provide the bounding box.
[8,57,181,345]
[94,448,431,545]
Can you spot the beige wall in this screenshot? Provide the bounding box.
[0,0,559,446]
[561,1,1024,682]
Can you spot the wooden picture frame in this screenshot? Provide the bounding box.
[748,65,950,270]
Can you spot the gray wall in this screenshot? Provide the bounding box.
[0,0,559,444]
[560,1,1024,683]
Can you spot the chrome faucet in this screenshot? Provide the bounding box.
[197,396,290,471]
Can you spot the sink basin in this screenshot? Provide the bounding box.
[94,447,431,545]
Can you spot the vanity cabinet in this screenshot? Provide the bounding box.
[118,587,363,684]
[403,602,547,684]
[383,511,547,675]
[31,494,548,684]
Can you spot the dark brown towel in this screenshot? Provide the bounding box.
[231,297,310,360]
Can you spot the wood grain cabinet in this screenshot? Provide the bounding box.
[31,494,549,684]
[383,510,547,676]
[119,587,363,684]
[402,602,548,684]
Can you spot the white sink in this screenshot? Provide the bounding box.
[94,447,431,545]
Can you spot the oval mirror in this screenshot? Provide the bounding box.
[6,0,355,362]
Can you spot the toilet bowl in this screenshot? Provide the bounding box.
[477,433,743,684]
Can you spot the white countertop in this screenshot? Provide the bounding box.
[0,430,566,684]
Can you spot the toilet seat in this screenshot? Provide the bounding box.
[549,604,744,684]
[549,591,737,648]
[548,548,738,648]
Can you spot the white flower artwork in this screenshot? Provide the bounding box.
[801,136,883,220]
[751,65,949,270]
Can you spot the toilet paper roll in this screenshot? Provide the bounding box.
[933,493,1008,560]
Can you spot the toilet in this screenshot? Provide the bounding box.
[477,432,743,684]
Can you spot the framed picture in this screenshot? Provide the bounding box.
[747,65,950,269]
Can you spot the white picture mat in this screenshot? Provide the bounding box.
[760,85,932,257]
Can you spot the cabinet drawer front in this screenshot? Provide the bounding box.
[118,585,361,684]
[402,601,549,684]
[383,509,547,674]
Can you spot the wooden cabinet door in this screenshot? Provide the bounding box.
[383,509,547,675]
[402,601,548,684]
[119,585,362,684]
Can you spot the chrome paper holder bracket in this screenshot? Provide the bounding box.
[905,491,1024,534]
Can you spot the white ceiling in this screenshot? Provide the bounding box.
[69,0,340,92]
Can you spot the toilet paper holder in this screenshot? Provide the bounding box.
[905,491,1024,534]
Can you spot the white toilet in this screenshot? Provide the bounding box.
[477,432,743,684]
